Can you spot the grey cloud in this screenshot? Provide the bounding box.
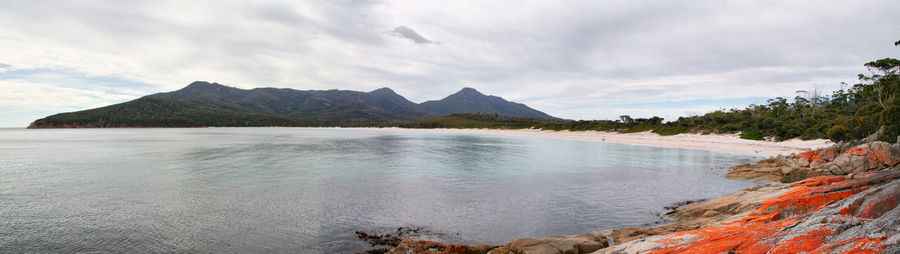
[0,1,898,126]
[256,3,308,25]
[389,26,437,44]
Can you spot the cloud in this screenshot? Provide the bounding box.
[388,26,437,44]
[0,79,140,127]
[0,0,898,127]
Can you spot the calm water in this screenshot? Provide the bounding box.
[0,128,756,253]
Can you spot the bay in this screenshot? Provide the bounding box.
[0,128,756,253]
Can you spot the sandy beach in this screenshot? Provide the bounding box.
[357,128,833,157]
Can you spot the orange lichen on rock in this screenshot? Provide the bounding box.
[742,175,863,222]
[846,146,869,156]
[619,170,900,254]
[795,149,835,164]
[810,236,887,254]
[646,219,799,253]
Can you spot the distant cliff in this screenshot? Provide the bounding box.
[28,81,558,128]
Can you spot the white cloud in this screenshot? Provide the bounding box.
[0,0,898,126]
[0,79,141,126]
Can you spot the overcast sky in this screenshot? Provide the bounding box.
[1,0,898,127]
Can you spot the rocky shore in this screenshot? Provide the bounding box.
[381,140,900,254]
[727,141,900,182]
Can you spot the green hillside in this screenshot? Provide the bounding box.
[28,82,557,128]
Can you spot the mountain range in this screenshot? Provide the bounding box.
[28,81,558,128]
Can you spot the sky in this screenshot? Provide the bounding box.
[1,0,898,127]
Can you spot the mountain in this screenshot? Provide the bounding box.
[420,87,558,119]
[28,81,558,128]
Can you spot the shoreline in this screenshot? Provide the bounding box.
[340,127,832,157]
[22,126,834,157]
[22,126,833,157]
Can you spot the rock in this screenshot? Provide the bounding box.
[488,247,511,254]
[774,155,795,167]
[600,170,900,254]
[731,141,900,182]
[780,166,798,175]
[566,234,609,253]
[725,164,782,182]
[389,240,493,254]
[809,159,826,170]
[831,153,852,171]
[827,164,847,175]
[491,233,608,254]
[798,158,810,167]
[780,168,821,183]
[829,142,900,174]
[506,238,560,254]
[700,210,719,218]
[849,154,874,173]
[869,141,900,167]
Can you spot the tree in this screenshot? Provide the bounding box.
[619,115,633,124]
[880,98,900,143]
[861,58,900,109]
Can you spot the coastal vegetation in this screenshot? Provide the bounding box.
[405,57,900,143]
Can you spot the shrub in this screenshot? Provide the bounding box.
[652,126,691,136]
[879,101,900,143]
[618,124,653,133]
[826,124,851,142]
[740,130,765,140]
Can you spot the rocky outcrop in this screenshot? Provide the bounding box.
[387,240,493,254]
[489,234,609,254]
[727,141,900,182]
[386,233,608,254]
[600,170,900,254]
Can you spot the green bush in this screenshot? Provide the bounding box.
[618,124,653,133]
[826,124,851,143]
[652,126,691,136]
[879,101,900,143]
[740,130,765,140]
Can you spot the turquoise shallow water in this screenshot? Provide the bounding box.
[0,128,756,253]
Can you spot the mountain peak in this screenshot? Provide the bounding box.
[148,81,244,100]
[419,87,557,119]
[369,87,397,94]
[184,81,232,90]
[455,87,484,96]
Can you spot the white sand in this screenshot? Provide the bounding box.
[350,128,832,157]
